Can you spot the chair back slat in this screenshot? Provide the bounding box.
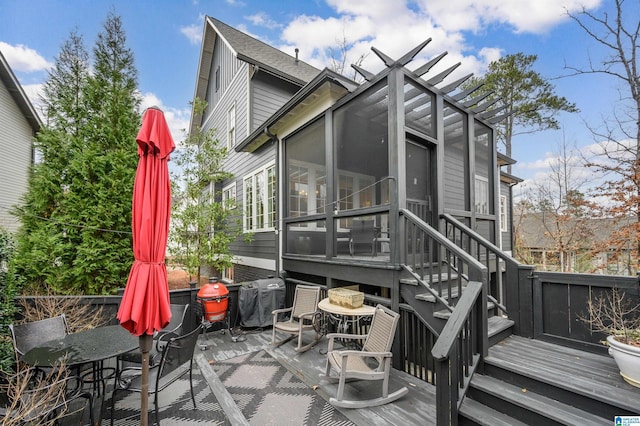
[291,285,320,319]
[9,315,68,357]
[363,305,399,354]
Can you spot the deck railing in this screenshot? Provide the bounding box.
[441,213,522,318]
[432,280,486,425]
[400,209,488,313]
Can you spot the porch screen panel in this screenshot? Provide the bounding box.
[404,79,435,137]
[285,118,326,219]
[284,118,326,255]
[443,103,469,211]
[333,80,389,218]
[474,121,494,215]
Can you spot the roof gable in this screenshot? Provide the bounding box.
[207,17,319,85]
[190,16,321,134]
[0,50,41,131]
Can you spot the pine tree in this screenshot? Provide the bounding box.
[465,53,578,172]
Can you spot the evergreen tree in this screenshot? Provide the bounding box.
[13,13,140,294]
[465,53,578,172]
[12,31,90,291]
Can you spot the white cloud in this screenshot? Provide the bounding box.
[0,41,52,72]
[274,0,603,87]
[415,0,603,34]
[180,24,202,45]
[139,92,190,148]
[245,12,282,30]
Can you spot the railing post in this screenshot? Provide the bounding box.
[435,347,459,426]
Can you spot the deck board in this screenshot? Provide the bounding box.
[198,327,436,426]
[486,335,640,413]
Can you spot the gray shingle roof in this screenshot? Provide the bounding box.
[207,17,320,85]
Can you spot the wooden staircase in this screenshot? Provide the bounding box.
[397,211,640,424]
[459,336,639,425]
[399,268,514,345]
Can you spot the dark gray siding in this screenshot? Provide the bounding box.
[251,72,301,132]
[205,36,243,116]
[227,143,277,261]
[443,148,467,212]
[0,78,32,232]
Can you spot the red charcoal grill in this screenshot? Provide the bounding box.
[196,278,240,348]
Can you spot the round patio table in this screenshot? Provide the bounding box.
[22,324,139,394]
[316,298,376,354]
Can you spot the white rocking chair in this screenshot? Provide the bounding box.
[271,285,321,353]
[322,304,408,408]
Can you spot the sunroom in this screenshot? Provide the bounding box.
[237,42,504,296]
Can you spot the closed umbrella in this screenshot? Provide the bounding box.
[117,106,174,426]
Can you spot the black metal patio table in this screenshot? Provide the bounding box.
[22,324,139,395]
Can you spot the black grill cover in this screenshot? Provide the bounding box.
[238,278,286,327]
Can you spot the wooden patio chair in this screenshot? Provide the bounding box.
[321,304,408,408]
[271,285,321,353]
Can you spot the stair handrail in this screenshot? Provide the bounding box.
[441,213,522,315]
[432,280,486,426]
[441,213,521,266]
[400,209,487,281]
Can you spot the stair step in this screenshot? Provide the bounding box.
[487,315,514,337]
[469,374,607,426]
[485,336,639,417]
[433,302,496,319]
[416,285,464,303]
[459,396,528,426]
[400,272,460,287]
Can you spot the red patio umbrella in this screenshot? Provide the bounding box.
[117,106,175,426]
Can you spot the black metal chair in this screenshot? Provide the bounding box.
[119,304,191,367]
[0,367,94,425]
[8,315,69,359]
[110,324,203,426]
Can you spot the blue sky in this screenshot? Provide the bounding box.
[0,0,635,196]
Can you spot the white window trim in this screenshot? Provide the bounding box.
[223,182,237,209]
[474,174,489,215]
[500,195,508,232]
[243,162,276,233]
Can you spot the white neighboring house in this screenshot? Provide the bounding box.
[0,50,41,233]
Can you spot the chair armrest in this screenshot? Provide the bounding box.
[326,333,368,351]
[155,331,178,351]
[298,311,317,320]
[331,350,392,359]
[272,307,293,316]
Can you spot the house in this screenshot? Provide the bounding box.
[515,211,637,274]
[0,50,41,233]
[190,17,519,289]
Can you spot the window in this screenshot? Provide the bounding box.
[222,265,234,282]
[215,66,220,92]
[474,175,489,215]
[244,163,276,232]
[227,104,236,149]
[223,183,236,209]
[500,195,508,232]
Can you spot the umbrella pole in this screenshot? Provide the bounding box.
[139,334,152,426]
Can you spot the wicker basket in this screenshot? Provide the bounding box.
[328,288,364,309]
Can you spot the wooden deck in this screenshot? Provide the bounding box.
[99,327,639,425]
[197,327,437,426]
